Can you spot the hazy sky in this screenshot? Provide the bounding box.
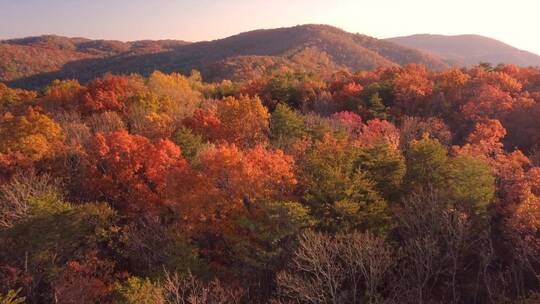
[1,0,539,54]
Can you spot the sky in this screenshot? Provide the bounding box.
[1,0,539,54]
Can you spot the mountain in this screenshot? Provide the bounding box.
[0,35,190,84]
[1,25,448,89]
[386,34,540,67]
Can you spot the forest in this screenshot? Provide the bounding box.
[1,63,540,303]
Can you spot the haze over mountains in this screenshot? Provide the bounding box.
[386,34,540,67]
[2,24,539,89]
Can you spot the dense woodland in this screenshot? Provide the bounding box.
[1,63,540,303]
[0,25,449,89]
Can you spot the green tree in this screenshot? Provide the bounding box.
[405,137,449,190]
[0,200,118,302]
[263,72,324,109]
[172,127,204,163]
[447,154,495,214]
[269,103,307,149]
[356,141,406,199]
[113,277,164,304]
[366,92,388,120]
[297,134,387,232]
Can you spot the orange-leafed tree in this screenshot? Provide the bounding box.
[0,83,37,110]
[0,107,64,161]
[216,95,269,147]
[83,130,187,215]
[78,74,132,114]
[184,95,269,147]
[358,119,400,149]
[462,84,514,122]
[166,144,296,231]
[460,119,507,158]
[392,64,433,115]
[43,79,84,111]
[53,253,118,304]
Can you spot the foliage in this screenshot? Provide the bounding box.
[0,107,64,160]
[112,277,164,304]
[0,289,25,304]
[269,103,307,149]
[0,63,540,303]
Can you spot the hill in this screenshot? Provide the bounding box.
[0,35,189,84]
[386,34,540,67]
[2,25,448,88]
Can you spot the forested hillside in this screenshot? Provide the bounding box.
[388,34,540,67]
[1,63,540,303]
[0,35,189,84]
[2,25,448,89]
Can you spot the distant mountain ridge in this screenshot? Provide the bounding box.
[386,34,540,67]
[2,25,539,89]
[1,25,450,88]
[0,35,190,84]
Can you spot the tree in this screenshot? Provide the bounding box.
[0,289,25,304]
[215,95,269,147]
[392,64,433,115]
[399,116,452,150]
[82,131,187,214]
[113,277,164,304]
[0,107,64,161]
[0,202,118,303]
[447,154,495,214]
[275,231,395,304]
[358,119,400,150]
[79,74,132,114]
[462,85,514,122]
[0,171,61,228]
[366,92,388,120]
[43,79,84,111]
[85,111,126,134]
[331,111,363,136]
[296,134,387,232]
[161,271,242,304]
[54,253,117,304]
[356,141,406,199]
[0,83,36,110]
[405,137,449,190]
[263,72,325,110]
[171,127,204,164]
[269,103,307,149]
[147,71,202,122]
[166,144,296,231]
[460,119,507,158]
[184,95,269,147]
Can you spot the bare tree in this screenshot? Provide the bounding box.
[396,188,484,303]
[344,232,395,303]
[275,230,395,304]
[85,111,126,134]
[276,230,345,304]
[0,171,62,228]
[161,270,242,304]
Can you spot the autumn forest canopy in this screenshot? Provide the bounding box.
[1,61,540,303]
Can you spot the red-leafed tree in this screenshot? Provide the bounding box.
[462,84,514,122]
[166,144,296,231]
[78,74,132,114]
[53,253,119,304]
[392,64,433,115]
[183,95,269,147]
[358,119,400,149]
[83,130,187,215]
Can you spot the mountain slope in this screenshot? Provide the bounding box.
[386,34,540,67]
[3,25,450,88]
[0,35,190,83]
